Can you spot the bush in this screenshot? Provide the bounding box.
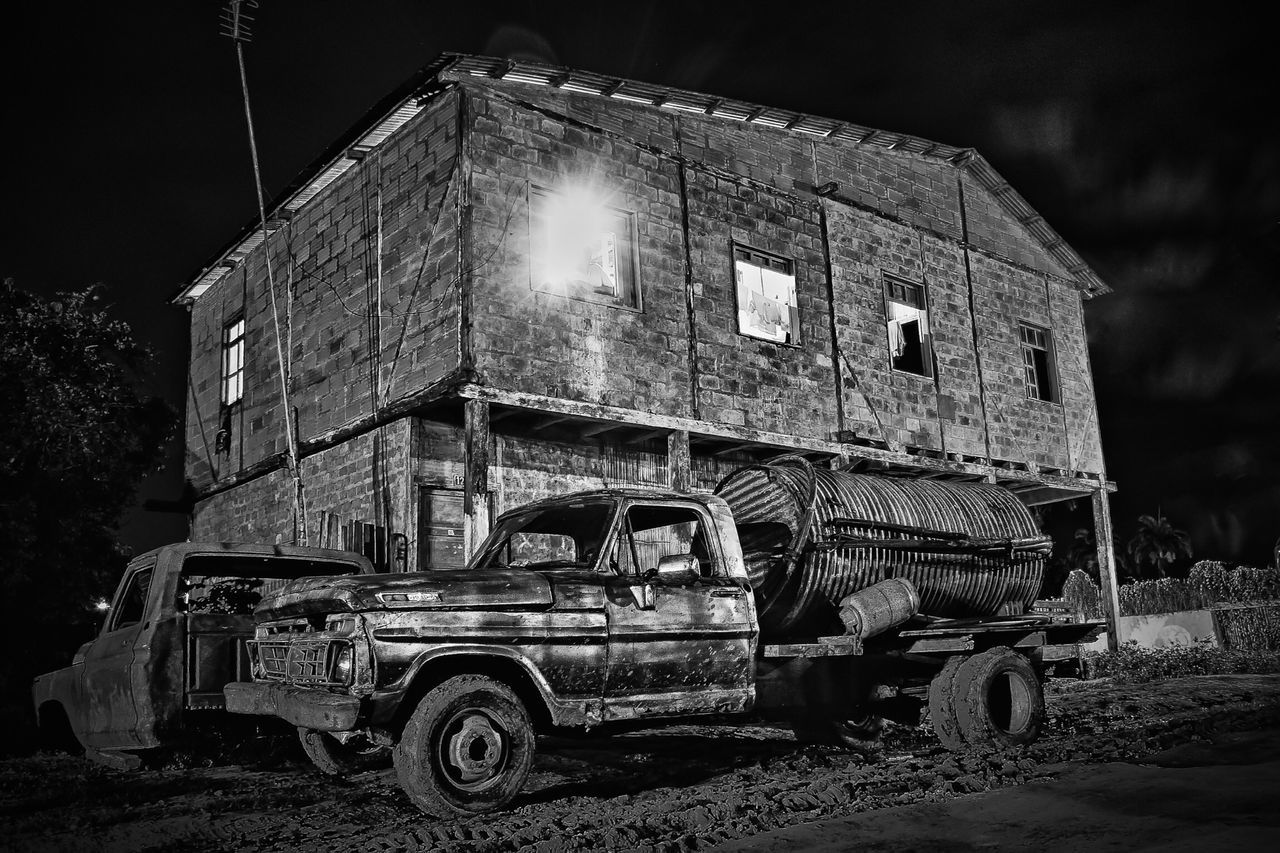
[1087,641,1280,683]
[1117,561,1280,616]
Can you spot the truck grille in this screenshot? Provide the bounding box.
[250,639,348,685]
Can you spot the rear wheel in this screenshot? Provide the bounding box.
[927,656,968,751]
[953,647,1044,748]
[297,728,391,776]
[393,675,535,817]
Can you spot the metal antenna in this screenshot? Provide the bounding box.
[221,0,309,544]
[220,0,257,43]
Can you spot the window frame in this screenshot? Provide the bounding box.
[882,274,934,379]
[527,184,642,311]
[609,499,725,579]
[107,566,153,633]
[220,314,246,408]
[1018,321,1060,403]
[732,244,801,347]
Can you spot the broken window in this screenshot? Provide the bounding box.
[884,277,932,377]
[109,567,153,631]
[530,185,639,308]
[472,500,616,571]
[1019,323,1058,402]
[735,247,799,345]
[613,503,717,578]
[221,316,245,406]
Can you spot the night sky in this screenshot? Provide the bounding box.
[5,1,1277,567]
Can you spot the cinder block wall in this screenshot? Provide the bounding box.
[185,92,462,495]
[455,78,1104,474]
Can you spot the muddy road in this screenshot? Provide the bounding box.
[4,675,1280,853]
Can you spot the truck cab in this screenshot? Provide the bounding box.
[32,543,373,762]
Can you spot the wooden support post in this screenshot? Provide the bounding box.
[464,399,490,558]
[668,429,691,493]
[1092,487,1122,651]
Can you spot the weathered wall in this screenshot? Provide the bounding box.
[456,78,1103,473]
[185,91,462,494]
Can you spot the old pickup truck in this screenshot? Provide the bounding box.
[225,457,1101,816]
[32,542,373,767]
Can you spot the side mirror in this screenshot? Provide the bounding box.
[654,554,699,586]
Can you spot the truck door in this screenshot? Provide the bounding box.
[602,501,755,720]
[81,563,154,749]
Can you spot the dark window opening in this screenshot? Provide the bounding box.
[110,568,153,631]
[1019,323,1058,402]
[884,277,932,377]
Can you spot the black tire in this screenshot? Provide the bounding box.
[297,728,391,776]
[393,675,535,817]
[953,647,1044,749]
[927,655,967,751]
[791,711,883,748]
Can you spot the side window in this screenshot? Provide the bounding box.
[613,505,716,578]
[1019,322,1058,402]
[884,276,932,377]
[109,568,153,632]
[735,246,799,345]
[529,185,640,309]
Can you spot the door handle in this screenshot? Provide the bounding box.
[711,588,746,598]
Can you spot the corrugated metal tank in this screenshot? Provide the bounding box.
[715,457,1049,639]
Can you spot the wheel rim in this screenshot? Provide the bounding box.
[988,671,1034,735]
[436,707,509,792]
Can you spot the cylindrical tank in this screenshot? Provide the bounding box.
[715,457,1049,639]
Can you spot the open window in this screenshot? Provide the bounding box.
[108,567,153,631]
[612,503,717,579]
[178,555,361,616]
[884,276,932,377]
[735,246,799,344]
[472,500,616,571]
[530,185,639,308]
[1019,322,1059,402]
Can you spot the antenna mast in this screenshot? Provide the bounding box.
[221,1,308,543]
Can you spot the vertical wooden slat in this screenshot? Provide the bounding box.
[668,429,691,493]
[464,398,490,556]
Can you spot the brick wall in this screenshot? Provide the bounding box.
[185,92,462,492]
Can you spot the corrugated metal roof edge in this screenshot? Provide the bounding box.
[172,51,1109,304]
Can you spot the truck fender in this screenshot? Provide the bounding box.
[394,645,599,731]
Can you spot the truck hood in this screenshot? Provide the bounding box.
[254,569,553,620]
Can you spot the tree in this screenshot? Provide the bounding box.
[1125,511,1193,579]
[0,280,175,692]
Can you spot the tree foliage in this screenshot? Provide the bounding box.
[0,280,175,689]
[1125,512,1193,579]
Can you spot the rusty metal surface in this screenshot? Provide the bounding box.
[716,460,1049,636]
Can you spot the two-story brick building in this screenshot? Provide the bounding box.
[174,52,1119,623]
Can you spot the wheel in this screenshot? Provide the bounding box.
[298,728,391,776]
[393,675,535,817]
[791,711,883,747]
[927,656,968,751]
[953,647,1044,749]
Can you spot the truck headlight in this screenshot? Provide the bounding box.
[331,645,353,684]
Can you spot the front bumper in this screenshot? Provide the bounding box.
[223,681,361,732]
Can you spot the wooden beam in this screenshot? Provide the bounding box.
[626,428,670,446]
[464,399,490,557]
[668,430,691,493]
[580,421,622,438]
[1092,488,1122,652]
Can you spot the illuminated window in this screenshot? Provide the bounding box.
[735,247,798,345]
[221,316,245,406]
[884,277,932,377]
[1019,323,1058,402]
[530,186,638,308]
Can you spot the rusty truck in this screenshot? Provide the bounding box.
[32,542,374,768]
[224,457,1101,816]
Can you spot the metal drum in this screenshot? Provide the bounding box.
[715,457,1049,639]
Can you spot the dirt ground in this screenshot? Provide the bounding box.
[4,674,1280,853]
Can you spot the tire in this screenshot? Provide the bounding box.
[393,675,535,817]
[927,655,968,751]
[297,728,391,776]
[791,711,883,748]
[953,647,1044,749]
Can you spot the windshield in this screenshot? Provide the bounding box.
[471,500,617,570]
